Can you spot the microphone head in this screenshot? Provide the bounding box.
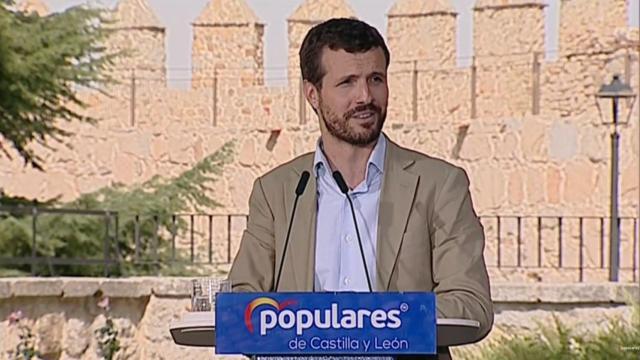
[332,171,350,194]
[295,171,311,196]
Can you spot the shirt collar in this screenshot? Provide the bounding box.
[313,134,387,177]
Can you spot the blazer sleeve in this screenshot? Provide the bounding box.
[431,166,494,341]
[228,177,275,292]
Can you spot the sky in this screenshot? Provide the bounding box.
[45,0,640,87]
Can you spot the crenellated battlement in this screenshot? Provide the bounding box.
[91,0,637,119]
[4,0,638,222]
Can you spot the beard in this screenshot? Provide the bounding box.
[319,100,386,147]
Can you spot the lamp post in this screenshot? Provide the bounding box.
[595,75,636,282]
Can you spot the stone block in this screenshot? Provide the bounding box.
[507,170,524,205]
[564,160,597,204]
[62,318,91,358]
[0,281,11,298]
[99,279,152,298]
[495,132,520,160]
[238,138,256,166]
[548,121,578,161]
[545,166,562,204]
[470,165,506,211]
[35,313,64,357]
[536,283,609,303]
[12,278,63,297]
[524,166,545,205]
[150,277,191,297]
[491,283,538,302]
[62,278,102,298]
[614,284,640,303]
[521,119,548,162]
[459,134,493,161]
[139,296,191,343]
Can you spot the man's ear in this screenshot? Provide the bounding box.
[303,80,320,112]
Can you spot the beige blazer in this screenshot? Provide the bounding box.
[229,137,494,357]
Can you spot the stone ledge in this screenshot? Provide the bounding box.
[99,278,152,298]
[0,278,637,305]
[492,283,639,303]
[148,277,191,296]
[12,279,63,297]
[62,278,102,298]
[0,281,10,298]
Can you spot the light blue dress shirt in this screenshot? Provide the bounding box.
[313,135,387,292]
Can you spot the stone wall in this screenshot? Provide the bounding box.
[0,278,637,359]
[192,24,265,89]
[387,4,457,66]
[191,0,265,90]
[1,0,639,283]
[107,0,166,83]
[286,0,356,85]
[559,0,630,55]
[3,0,636,214]
[3,108,637,217]
[473,1,546,59]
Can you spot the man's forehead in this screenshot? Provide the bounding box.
[320,47,387,77]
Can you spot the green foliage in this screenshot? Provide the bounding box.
[13,325,39,360]
[462,301,640,360]
[7,310,40,360]
[95,297,120,360]
[0,0,116,169]
[0,142,235,276]
[95,317,120,360]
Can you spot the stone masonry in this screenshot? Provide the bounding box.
[0,278,637,359]
[2,0,639,282]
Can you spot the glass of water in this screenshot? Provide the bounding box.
[191,278,232,312]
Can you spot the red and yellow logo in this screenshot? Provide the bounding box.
[244,297,297,333]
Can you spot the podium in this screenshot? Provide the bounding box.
[170,292,481,356]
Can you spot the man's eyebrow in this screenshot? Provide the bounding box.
[335,72,386,83]
[335,74,358,83]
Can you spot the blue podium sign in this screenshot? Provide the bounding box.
[215,292,436,355]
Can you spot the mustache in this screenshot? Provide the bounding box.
[343,104,382,119]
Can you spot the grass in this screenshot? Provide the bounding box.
[459,300,640,360]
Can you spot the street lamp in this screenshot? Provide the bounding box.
[595,74,636,282]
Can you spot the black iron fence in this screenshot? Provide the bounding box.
[0,205,248,276]
[0,206,637,281]
[479,215,639,283]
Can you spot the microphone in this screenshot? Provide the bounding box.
[332,170,373,292]
[274,170,310,291]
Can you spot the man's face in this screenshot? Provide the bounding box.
[306,47,388,147]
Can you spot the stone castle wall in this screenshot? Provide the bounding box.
[1,0,638,281]
[0,278,637,360]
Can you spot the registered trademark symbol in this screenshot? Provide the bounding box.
[400,303,409,312]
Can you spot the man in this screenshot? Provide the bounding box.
[229,18,493,359]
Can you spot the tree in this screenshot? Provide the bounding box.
[0,141,235,276]
[0,0,115,170]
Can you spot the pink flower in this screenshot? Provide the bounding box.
[97,296,110,311]
[8,310,23,326]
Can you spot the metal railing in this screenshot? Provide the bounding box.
[0,205,248,276]
[0,206,638,281]
[479,215,639,282]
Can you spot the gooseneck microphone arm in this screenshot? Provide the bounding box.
[332,170,373,292]
[274,170,310,292]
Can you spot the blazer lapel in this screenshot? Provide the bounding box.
[283,157,317,291]
[376,140,419,291]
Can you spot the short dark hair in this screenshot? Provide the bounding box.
[299,18,390,87]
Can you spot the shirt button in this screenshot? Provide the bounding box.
[345,235,353,243]
[343,277,350,285]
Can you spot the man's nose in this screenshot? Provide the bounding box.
[355,81,373,104]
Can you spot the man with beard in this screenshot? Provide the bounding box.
[229,18,493,359]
